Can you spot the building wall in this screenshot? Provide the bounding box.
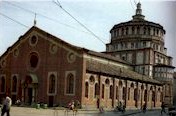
[82,72,163,109]
[0,30,84,106]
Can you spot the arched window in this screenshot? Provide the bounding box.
[122,87,126,100]
[153,28,156,35]
[132,27,135,34]
[144,89,147,102]
[49,74,56,93]
[152,91,155,102]
[143,27,146,35]
[30,53,38,68]
[12,76,17,92]
[128,88,130,100]
[66,73,74,94]
[121,28,124,35]
[1,76,5,92]
[126,27,129,35]
[116,86,118,99]
[134,88,137,101]
[102,84,105,99]
[137,26,140,34]
[85,82,89,98]
[148,27,151,35]
[94,83,99,98]
[160,92,163,102]
[110,85,113,99]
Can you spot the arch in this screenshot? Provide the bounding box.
[12,76,17,92]
[49,74,56,93]
[29,52,39,68]
[85,82,89,98]
[66,73,74,94]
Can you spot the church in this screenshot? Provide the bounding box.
[0,3,174,109]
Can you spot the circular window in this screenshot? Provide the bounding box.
[50,44,58,54]
[1,60,6,67]
[67,52,76,63]
[29,35,38,46]
[29,53,39,68]
[89,76,95,84]
[105,79,110,85]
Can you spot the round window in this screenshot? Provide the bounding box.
[67,52,76,63]
[105,79,110,85]
[50,44,58,54]
[89,76,95,84]
[29,35,38,46]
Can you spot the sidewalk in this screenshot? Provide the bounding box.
[9,106,143,116]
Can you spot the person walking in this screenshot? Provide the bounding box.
[142,103,147,113]
[1,96,12,116]
[161,102,166,115]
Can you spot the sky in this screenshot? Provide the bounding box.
[0,0,176,67]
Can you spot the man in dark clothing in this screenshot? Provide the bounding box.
[161,102,166,114]
[1,96,12,116]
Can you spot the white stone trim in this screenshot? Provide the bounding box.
[11,74,19,94]
[47,72,58,96]
[65,71,76,96]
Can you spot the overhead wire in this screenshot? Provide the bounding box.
[3,1,90,35]
[53,0,107,45]
[130,0,135,10]
[0,12,29,28]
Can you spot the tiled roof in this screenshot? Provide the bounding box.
[86,60,162,85]
[85,50,130,65]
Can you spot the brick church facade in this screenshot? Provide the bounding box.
[0,3,174,109]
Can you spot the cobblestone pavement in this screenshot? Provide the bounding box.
[7,107,169,116]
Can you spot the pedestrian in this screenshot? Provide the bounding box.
[161,102,166,114]
[142,103,147,113]
[97,98,100,109]
[1,96,12,116]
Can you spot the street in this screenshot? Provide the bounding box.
[9,107,170,116]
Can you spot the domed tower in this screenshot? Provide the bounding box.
[106,2,174,105]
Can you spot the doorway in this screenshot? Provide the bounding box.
[28,88,33,105]
[48,96,54,107]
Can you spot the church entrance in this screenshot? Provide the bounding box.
[22,74,38,105]
[28,88,33,105]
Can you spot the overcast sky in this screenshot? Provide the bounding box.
[0,0,176,67]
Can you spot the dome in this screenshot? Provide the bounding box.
[110,2,165,36]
